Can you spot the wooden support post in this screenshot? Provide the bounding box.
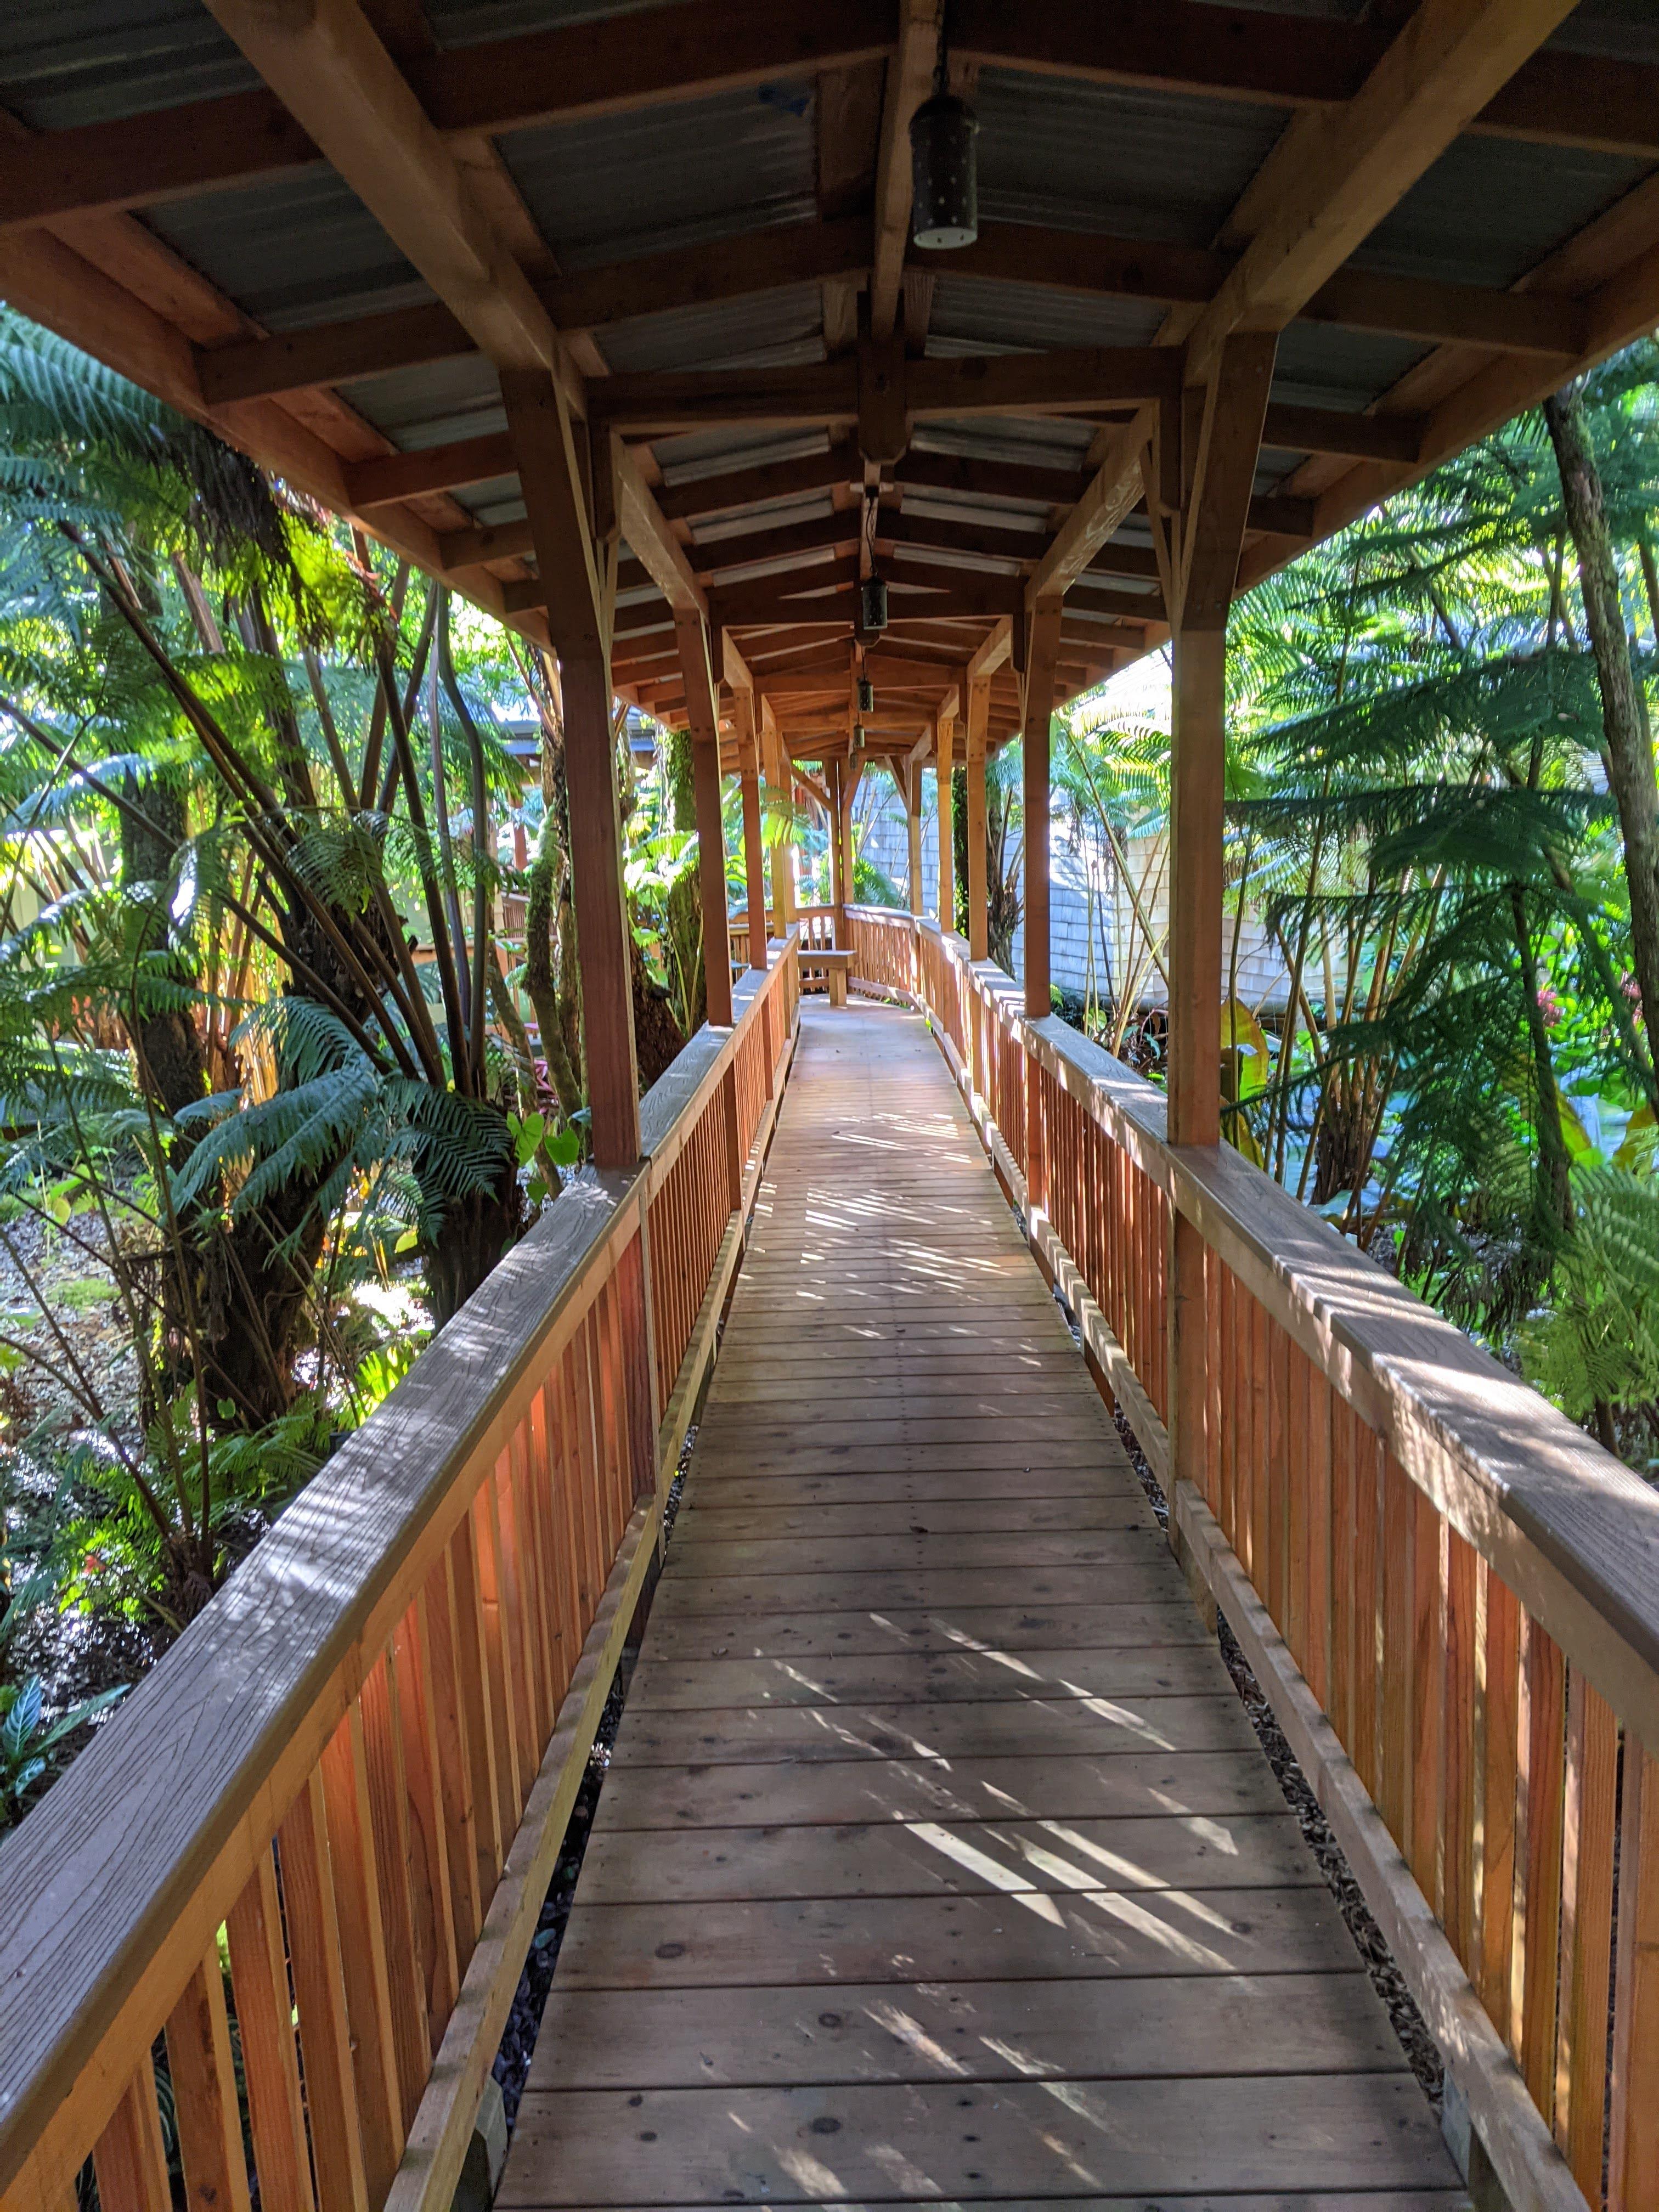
[1166,333,1277,1541]
[733,687,769,970]
[828,755,848,944]
[901,759,923,918]
[760,697,795,934]
[966,673,990,962]
[1022,599,1065,1019]
[935,713,956,933]
[501,369,639,1167]
[840,754,862,930]
[674,611,734,1027]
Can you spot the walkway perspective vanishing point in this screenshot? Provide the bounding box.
[500,1002,1465,2207]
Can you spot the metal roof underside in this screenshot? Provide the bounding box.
[0,0,1656,737]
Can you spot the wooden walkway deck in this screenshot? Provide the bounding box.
[501,1002,1466,2209]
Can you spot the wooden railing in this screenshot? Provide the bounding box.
[847,905,1659,2212]
[0,936,800,2212]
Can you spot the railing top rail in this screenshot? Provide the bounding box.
[0,939,797,2196]
[850,904,1659,1749]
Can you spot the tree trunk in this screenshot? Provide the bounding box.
[1544,384,1659,1099]
[425,1138,526,1328]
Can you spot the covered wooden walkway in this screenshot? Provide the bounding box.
[504,1002,1462,2208]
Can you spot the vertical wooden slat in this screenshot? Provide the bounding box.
[1515,1615,1566,2117]
[1380,1450,1414,1852]
[1301,1367,1330,1708]
[1442,1528,1480,1972]
[1355,1419,1384,1807]
[1610,1740,1659,2210]
[422,1545,486,1953]
[275,1770,370,2212]
[1481,1569,1522,2046]
[359,1648,432,2126]
[1285,1342,1309,1670]
[1329,1395,1355,1752]
[489,1449,541,1792]
[166,1951,253,2212]
[93,2068,172,2212]
[392,1591,461,2046]
[1204,1245,1222,1516]
[1248,1292,1269,1589]
[472,1476,524,1840]
[506,1421,554,1747]
[1218,1263,1236,1547]
[223,1848,315,2212]
[1555,1674,1617,2200]
[318,1707,406,2202]
[1266,1325,1289,1633]
[1410,1490,1447,1915]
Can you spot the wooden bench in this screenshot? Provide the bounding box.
[798,946,850,1005]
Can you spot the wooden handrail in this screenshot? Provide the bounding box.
[0,935,801,2212]
[846,904,1659,2212]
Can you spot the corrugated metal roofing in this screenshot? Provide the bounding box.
[146,170,428,331]
[1268,323,1431,412]
[0,0,253,129]
[926,275,1166,357]
[1361,133,1646,290]
[976,70,1287,246]
[340,357,507,449]
[425,0,659,46]
[596,285,827,375]
[498,81,817,272]
[1548,0,1659,64]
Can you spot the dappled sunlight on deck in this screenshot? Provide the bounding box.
[504,1003,1460,2208]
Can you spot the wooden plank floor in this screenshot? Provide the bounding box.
[503,1001,1466,2210]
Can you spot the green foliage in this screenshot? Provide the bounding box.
[0,1676,126,1830]
[1520,1170,1659,1447]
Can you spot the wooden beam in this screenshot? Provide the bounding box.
[614,438,706,616]
[500,371,637,1165]
[589,359,860,434]
[1022,599,1065,1020]
[589,346,1178,432]
[1261,404,1423,464]
[1181,0,1578,379]
[945,221,1585,359]
[965,675,990,962]
[935,710,957,933]
[201,0,574,389]
[347,433,517,510]
[1181,336,1279,630]
[675,611,735,1026]
[871,0,939,342]
[966,617,1013,684]
[731,687,769,969]
[1026,408,1154,607]
[658,440,859,522]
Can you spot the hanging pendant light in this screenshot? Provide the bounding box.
[857,675,876,714]
[859,573,889,635]
[910,12,978,257]
[910,93,979,249]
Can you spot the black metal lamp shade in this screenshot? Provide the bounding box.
[910,92,979,251]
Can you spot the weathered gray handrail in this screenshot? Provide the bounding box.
[0,936,799,2212]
